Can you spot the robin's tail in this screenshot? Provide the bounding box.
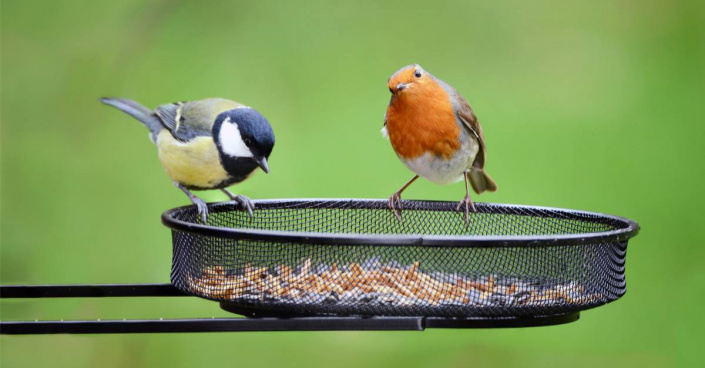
[469,168,497,194]
[101,98,163,143]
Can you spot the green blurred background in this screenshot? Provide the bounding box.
[1,0,703,366]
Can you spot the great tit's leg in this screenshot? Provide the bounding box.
[221,189,255,218]
[388,175,419,221]
[174,182,209,223]
[456,171,477,228]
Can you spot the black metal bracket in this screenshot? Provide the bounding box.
[1,283,186,298]
[0,284,579,334]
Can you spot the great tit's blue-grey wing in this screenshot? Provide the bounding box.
[155,102,203,142]
[100,98,163,142]
[154,103,179,131]
[156,99,245,142]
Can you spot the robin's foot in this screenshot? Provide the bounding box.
[388,192,404,221]
[222,189,255,217]
[456,194,477,228]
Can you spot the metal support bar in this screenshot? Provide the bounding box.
[0,314,579,334]
[1,317,425,334]
[0,284,186,298]
[424,313,579,328]
[0,284,580,334]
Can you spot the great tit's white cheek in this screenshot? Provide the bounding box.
[219,119,254,158]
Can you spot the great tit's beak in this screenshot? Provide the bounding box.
[255,156,269,174]
[396,82,411,91]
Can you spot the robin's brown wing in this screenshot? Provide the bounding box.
[451,90,498,193]
[451,91,487,169]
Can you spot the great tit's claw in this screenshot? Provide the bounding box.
[192,197,209,223]
[175,182,209,223]
[222,189,255,218]
[236,195,255,218]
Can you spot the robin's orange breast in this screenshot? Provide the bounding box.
[386,84,460,160]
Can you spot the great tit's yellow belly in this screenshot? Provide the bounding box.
[156,130,230,189]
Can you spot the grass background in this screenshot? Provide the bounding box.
[1,0,703,367]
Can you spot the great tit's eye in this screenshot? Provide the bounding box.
[244,138,252,146]
[414,70,422,78]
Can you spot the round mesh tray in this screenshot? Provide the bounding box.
[162,199,639,318]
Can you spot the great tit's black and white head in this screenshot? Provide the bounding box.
[212,107,275,177]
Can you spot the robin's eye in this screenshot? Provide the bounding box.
[414,70,422,78]
[389,86,394,93]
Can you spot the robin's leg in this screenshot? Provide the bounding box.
[389,175,419,221]
[174,182,209,223]
[456,171,477,227]
[222,188,255,217]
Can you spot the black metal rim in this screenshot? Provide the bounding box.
[161,198,640,248]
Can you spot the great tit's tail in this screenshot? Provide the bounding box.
[469,168,497,194]
[101,98,163,143]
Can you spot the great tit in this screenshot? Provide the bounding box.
[101,97,275,222]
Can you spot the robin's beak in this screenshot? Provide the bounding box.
[255,156,269,174]
[396,82,410,92]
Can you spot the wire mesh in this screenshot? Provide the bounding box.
[163,199,638,317]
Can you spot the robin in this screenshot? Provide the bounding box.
[382,64,497,225]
